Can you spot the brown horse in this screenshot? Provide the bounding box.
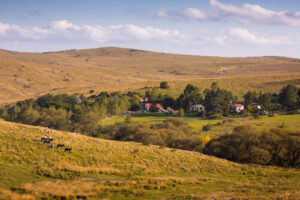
[64,147,72,152]
[57,144,65,148]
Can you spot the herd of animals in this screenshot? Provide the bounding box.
[40,130,72,152]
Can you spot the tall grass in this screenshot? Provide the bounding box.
[0,119,299,199]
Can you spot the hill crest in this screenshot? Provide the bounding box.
[0,47,300,105]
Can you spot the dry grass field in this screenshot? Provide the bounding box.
[0,119,299,199]
[1,47,300,105]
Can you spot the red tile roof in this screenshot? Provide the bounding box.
[234,104,244,107]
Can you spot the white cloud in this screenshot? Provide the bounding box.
[0,22,48,40]
[180,8,206,20]
[50,20,81,31]
[214,35,227,45]
[154,0,300,26]
[210,0,300,26]
[0,20,189,44]
[229,28,290,45]
[155,8,206,21]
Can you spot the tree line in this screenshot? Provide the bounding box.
[0,92,133,135]
[0,82,299,133]
[147,82,300,118]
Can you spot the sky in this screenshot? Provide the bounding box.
[0,0,300,57]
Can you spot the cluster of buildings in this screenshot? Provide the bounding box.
[139,96,263,114]
[139,97,171,113]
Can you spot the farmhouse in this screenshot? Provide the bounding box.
[190,104,205,112]
[144,103,163,111]
[231,104,244,113]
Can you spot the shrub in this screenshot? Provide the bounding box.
[202,124,212,131]
[160,81,169,89]
[207,113,221,119]
[130,103,141,111]
[196,111,205,118]
[124,116,132,123]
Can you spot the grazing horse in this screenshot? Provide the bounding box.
[44,138,54,144]
[43,139,50,143]
[57,144,65,148]
[41,136,47,142]
[64,147,72,152]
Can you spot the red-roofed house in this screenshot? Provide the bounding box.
[144,103,163,111]
[231,104,244,113]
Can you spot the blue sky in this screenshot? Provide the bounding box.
[0,0,300,57]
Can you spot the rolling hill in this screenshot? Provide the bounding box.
[0,119,299,199]
[1,47,300,105]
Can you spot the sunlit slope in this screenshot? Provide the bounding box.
[1,47,300,105]
[0,119,299,199]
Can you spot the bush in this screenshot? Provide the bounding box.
[207,113,221,119]
[202,124,212,131]
[196,111,205,118]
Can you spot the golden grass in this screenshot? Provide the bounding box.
[0,120,299,199]
[0,47,300,105]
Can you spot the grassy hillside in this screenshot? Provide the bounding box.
[1,47,300,105]
[0,119,299,199]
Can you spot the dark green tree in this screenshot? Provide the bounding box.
[37,94,54,107]
[243,91,257,107]
[278,84,299,110]
[204,83,233,115]
[162,96,176,109]
[176,84,203,112]
[160,81,169,89]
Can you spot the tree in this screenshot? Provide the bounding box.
[18,105,40,124]
[38,107,71,131]
[278,84,299,110]
[130,103,141,111]
[283,132,300,167]
[211,82,219,91]
[176,84,203,112]
[37,94,54,107]
[179,108,184,117]
[257,93,273,111]
[145,88,159,102]
[243,91,257,107]
[162,96,176,109]
[204,83,233,115]
[160,81,169,89]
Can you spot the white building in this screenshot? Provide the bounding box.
[190,104,205,112]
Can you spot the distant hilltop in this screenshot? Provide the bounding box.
[0,46,300,105]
